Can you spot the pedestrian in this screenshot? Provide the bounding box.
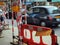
[0,9,4,38]
[0,20,3,38]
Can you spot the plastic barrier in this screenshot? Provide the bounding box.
[51,30,58,45]
[20,24,54,45]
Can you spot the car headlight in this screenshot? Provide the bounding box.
[56,19,60,21]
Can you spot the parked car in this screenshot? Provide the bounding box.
[23,6,60,27]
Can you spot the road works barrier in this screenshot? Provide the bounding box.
[19,24,59,45]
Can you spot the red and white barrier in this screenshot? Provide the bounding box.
[19,24,58,45]
[15,0,59,45]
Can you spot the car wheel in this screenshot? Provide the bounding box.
[40,22,46,27]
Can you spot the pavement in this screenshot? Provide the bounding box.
[0,19,60,45]
[0,19,18,45]
[0,25,18,45]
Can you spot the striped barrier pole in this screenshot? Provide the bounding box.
[10,0,18,45]
[11,12,15,44]
[21,0,27,24]
[16,14,23,45]
[16,0,23,45]
[10,11,15,45]
[24,6,27,24]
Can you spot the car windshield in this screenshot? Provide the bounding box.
[33,8,40,13]
[48,6,60,14]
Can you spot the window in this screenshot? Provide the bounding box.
[48,6,60,14]
[33,8,40,13]
[32,7,48,14]
[39,8,48,14]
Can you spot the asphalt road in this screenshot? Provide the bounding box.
[52,27,60,36]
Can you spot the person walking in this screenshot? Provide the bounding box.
[0,9,4,38]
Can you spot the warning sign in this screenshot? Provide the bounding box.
[11,6,20,12]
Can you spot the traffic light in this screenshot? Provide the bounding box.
[47,0,51,2]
